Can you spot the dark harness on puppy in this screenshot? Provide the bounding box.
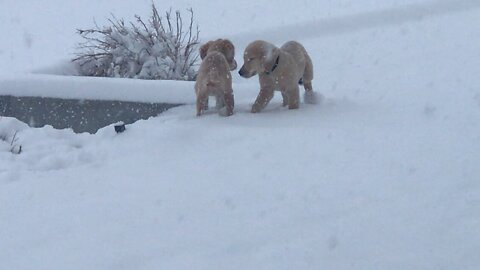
[264,55,280,75]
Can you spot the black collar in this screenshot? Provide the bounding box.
[265,55,280,75]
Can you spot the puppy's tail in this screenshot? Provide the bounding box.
[206,81,219,87]
[205,69,222,87]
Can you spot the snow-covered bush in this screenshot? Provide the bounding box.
[73,4,200,81]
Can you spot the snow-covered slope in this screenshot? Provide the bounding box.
[1,1,480,270]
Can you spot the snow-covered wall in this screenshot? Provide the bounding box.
[0,95,181,133]
[0,75,192,133]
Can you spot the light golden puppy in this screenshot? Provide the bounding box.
[239,40,318,113]
[195,39,237,116]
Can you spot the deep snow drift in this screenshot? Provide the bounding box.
[1,1,480,270]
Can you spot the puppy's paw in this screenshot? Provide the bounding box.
[218,107,233,117]
[288,103,299,110]
[304,91,323,105]
[251,104,263,113]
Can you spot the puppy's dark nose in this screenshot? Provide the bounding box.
[238,69,244,77]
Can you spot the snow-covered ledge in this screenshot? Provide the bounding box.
[0,75,193,133]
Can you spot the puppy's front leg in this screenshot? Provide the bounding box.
[287,85,300,110]
[281,91,289,107]
[252,87,274,113]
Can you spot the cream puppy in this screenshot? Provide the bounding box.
[239,40,318,113]
[195,39,237,116]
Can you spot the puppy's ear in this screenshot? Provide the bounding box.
[263,47,280,73]
[221,39,237,70]
[221,39,235,61]
[199,41,212,60]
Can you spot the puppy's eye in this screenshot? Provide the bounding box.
[247,58,254,62]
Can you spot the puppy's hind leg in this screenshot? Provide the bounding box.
[303,53,314,86]
[196,92,208,116]
[303,80,321,105]
[219,91,234,117]
[215,94,225,110]
[281,91,289,107]
[203,97,209,111]
[302,55,321,104]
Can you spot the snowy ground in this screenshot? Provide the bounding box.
[1,1,480,269]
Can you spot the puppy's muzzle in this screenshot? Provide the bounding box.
[238,66,256,78]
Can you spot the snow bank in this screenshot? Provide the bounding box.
[0,74,194,104]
